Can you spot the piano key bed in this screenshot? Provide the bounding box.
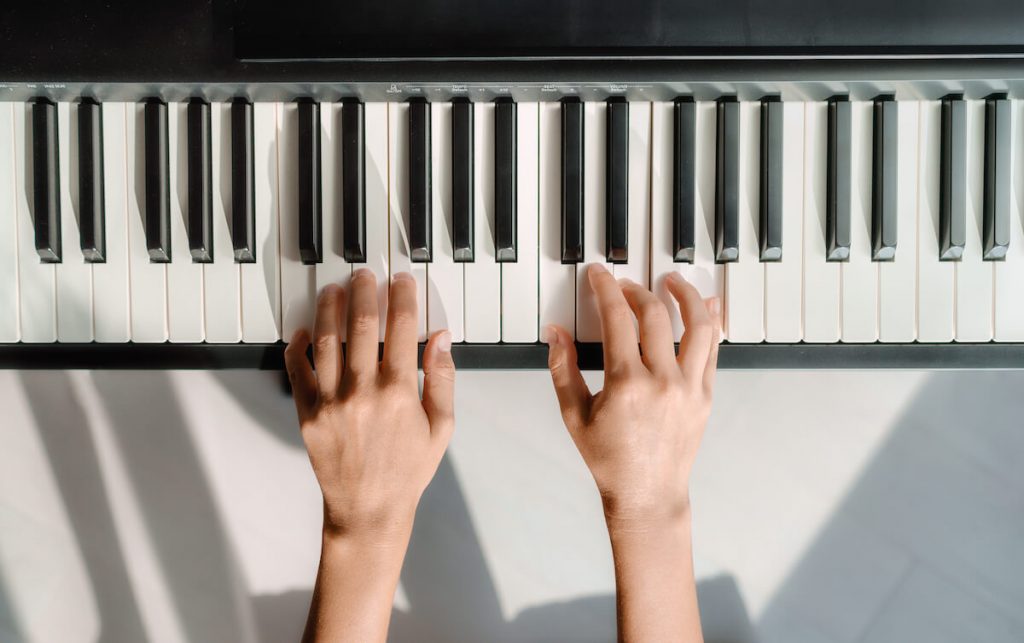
[2,95,1024,369]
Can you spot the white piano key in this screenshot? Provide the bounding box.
[614,101,651,288]
[315,102,351,301]
[92,103,131,342]
[994,99,1024,341]
[841,101,879,343]
[279,102,316,341]
[878,101,919,342]
[724,101,765,342]
[802,101,841,343]
[240,102,282,343]
[354,102,391,338]
[126,103,168,342]
[679,101,727,335]
[427,101,465,342]
[650,102,680,338]
[56,102,94,341]
[464,102,501,343]
[576,101,609,342]
[539,101,576,336]
[167,103,205,342]
[15,104,58,343]
[764,102,805,342]
[955,99,994,342]
[388,102,427,341]
[916,100,955,343]
[502,102,540,343]
[203,103,242,343]
[0,103,19,341]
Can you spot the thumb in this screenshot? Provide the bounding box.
[422,330,456,447]
[544,325,592,432]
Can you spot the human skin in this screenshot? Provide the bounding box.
[544,264,721,643]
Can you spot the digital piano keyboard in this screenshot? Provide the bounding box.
[2,0,1024,369]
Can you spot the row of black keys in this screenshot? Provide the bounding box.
[28,93,1013,267]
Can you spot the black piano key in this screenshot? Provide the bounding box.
[871,95,898,261]
[31,99,61,263]
[760,96,783,262]
[144,99,171,263]
[231,99,256,263]
[452,98,474,262]
[341,99,366,263]
[78,98,105,263]
[494,97,517,262]
[408,98,432,263]
[561,97,584,264]
[297,99,322,264]
[187,98,213,263]
[673,97,696,263]
[606,98,629,263]
[983,93,1011,261]
[826,96,852,262]
[939,95,966,261]
[715,97,739,263]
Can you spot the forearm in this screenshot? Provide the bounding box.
[606,508,702,643]
[301,527,411,643]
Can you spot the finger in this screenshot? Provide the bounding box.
[544,324,592,432]
[619,278,677,376]
[422,330,456,448]
[703,296,722,394]
[312,284,344,398]
[665,272,714,381]
[382,272,420,382]
[587,264,640,373]
[284,330,318,422]
[345,268,381,379]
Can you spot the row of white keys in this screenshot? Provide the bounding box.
[878,101,919,342]
[464,102,501,342]
[615,101,651,288]
[539,102,576,337]
[576,101,609,342]
[94,103,131,342]
[502,102,540,342]
[388,102,428,341]
[240,103,282,343]
[956,100,993,341]
[917,100,955,342]
[0,103,18,341]
[56,101,94,341]
[841,100,879,342]
[204,103,242,342]
[725,101,765,342]
[167,103,204,342]
[316,102,350,304]
[14,104,58,342]
[428,101,465,342]
[803,101,841,342]
[764,102,805,342]
[995,99,1024,340]
[279,102,315,339]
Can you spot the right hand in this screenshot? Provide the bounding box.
[544,264,721,527]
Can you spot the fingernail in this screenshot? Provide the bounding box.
[354,267,373,281]
[436,330,452,353]
[587,263,609,277]
[320,283,340,297]
[392,271,413,283]
[617,277,634,287]
[542,325,560,346]
[668,271,685,284]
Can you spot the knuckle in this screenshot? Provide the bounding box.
[639,299,666,321]
[350,311,378,335]
[313,334,336,354]
[389,308,417,330]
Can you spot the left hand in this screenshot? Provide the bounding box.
[284,269,456,542]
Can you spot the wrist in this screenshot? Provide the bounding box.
[600,489,691,535]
